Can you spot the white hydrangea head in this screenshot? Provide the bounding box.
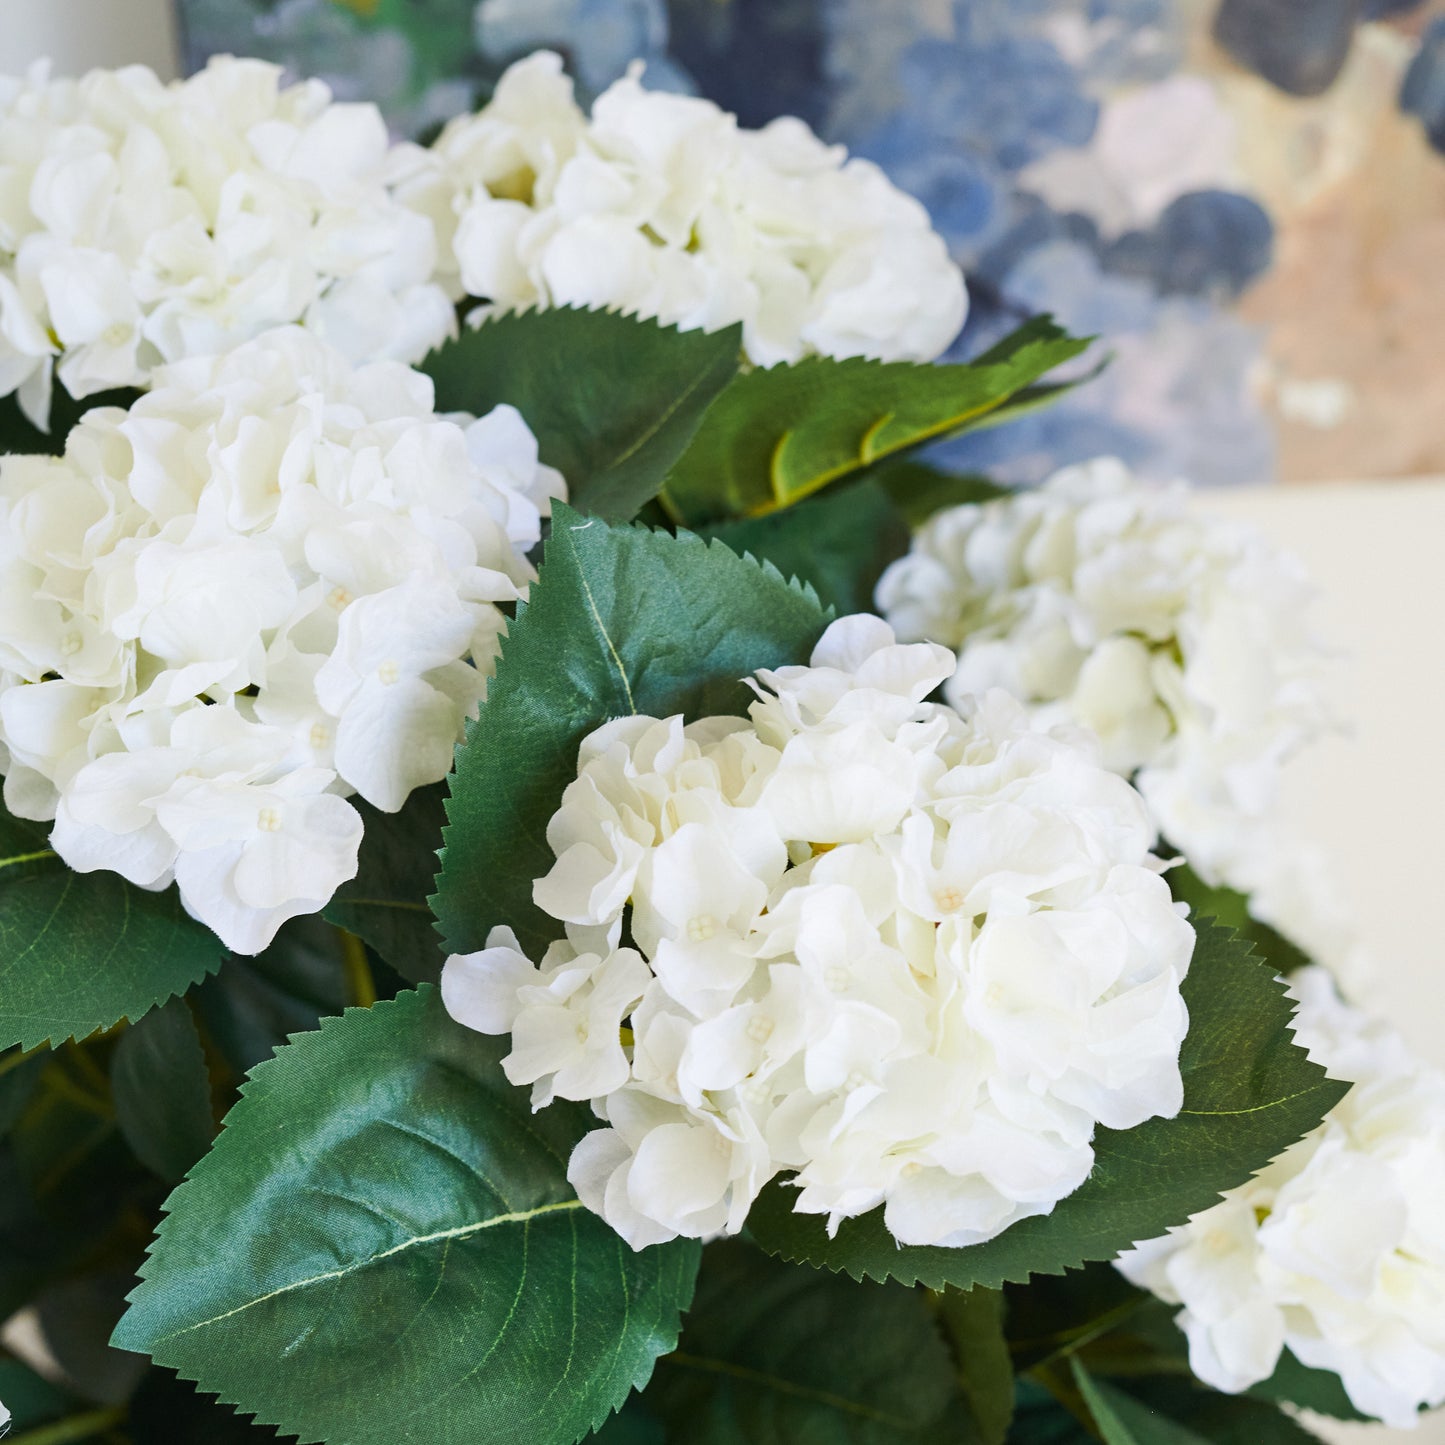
[443,615,1195,1252]
[402,51,967,367]
[1116,966,1445,1429]
[876,458,1333,898]
[0,56,456,429]
[0,325,565,953]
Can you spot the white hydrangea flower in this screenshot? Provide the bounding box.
[443,615,1194,1252]
[0,56,456,430]
[876,458,1333,914]
[400,51,967,367]
[1117,966,1445,1429]
[0,326,564,953]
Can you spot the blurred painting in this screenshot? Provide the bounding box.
[178,0,1445,486]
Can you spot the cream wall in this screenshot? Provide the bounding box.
[1194,481,1445,1445]
[0,0,178,79]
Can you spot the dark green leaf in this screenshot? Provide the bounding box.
[422,307,742,522]
[702,480,911,616]
[433,506,829,958]
[1005,1263,1148,1373]
[1248,1348,1370,1422]
[583,1402,664,1445]
[323,786,448,985]
[869,462,1009,529]
[0,1047,45,1139]
[1092,1374,1324,1445]
[1010,1377,1095,1445]
[748,926,1347,1290]
[113,986,701,1445]
[129,1369,302,1443]
[0,386,141,458]
[647,1239,960,1443]
[111,999,215,1183]
[191,916,351,1080]
[936,1288,1014,1445]
[660,317,1089,526]
[1072,1358,1186,1445]
[0,801,226,1051]
[1168,862,1310,976]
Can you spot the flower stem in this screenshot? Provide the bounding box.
[338,928,377,1009]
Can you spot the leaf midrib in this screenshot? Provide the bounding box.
[149,1197,587,1343]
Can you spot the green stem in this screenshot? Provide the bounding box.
[6,1405,126,1445]
[339,927,377,1009]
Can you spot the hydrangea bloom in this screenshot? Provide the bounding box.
[876,458,1331,901]
[1117,967,1445,1428]
[0,327,563,953]
[400,51,967,366]
[0,55,455,429]
[443,616,1194,1251]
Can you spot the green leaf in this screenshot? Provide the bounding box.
[1168,862,1311,976]
[191,916,352,1081]
[646,1239,961,1443]
[433,505,829,959]
[1010,1377,1095,1445]
[869,462,1009,529]
[702,480,911,616]
[747,926,1348,1290]
[660,317,1089,526]
[1071,1358,1193,1445]
[323,786,448,985]
[422,307,742,522]
[0,801,226,1051]
[1248,1348,1370,1422]
[113,986,700,1445]
[0,385,141,458]
[0,1047,45,1139]
[936,1288,1014,1445]
[111,999,216,1183]
[1005,1263,1148,1373]
[1086,1374,1323,1445]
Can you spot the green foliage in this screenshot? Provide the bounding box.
[111,999,216,1183]
[323,786,449,985]
[1073,1364,1323,1445]
[747,926,1347,1290]
[0,800,226,1051]
[702,480,912,616]
[1248,1348,1371,1422]
[433,506,829,958]
[869,461,1009,528]
[0,1047,45,1139]
[1169,861,1311,976]
[0,385,140,458]
[422,307,742,521]
[936,1288,1014,1445]
[113,986,700,1445]
[659,317,1089,526]
[646,1240,965,1443]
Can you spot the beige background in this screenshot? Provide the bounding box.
[0,0,178,79]
[1196,482,1445,1443]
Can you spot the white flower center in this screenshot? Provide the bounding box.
[327,586,352,612]
[984,982,1006,1008]
[101,322,132,347]
[823,965,851,994]
[257,806,283,833]
[746,1015,774,1044]
[309,721,333,750]
[377,659,401,686]
[59,631,83,658]
[686,914,718,944]
[934,885,964,913]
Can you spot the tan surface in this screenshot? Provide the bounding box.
[1195,481,1445,1443]
[0,0,178,80]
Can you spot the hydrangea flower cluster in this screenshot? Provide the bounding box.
[443,616,1195,1251]
[1117,966,1445,1428]
[0,327,563,953]
[401,52,967,367]
[876,458,1332,904]
[0,56,455,429]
